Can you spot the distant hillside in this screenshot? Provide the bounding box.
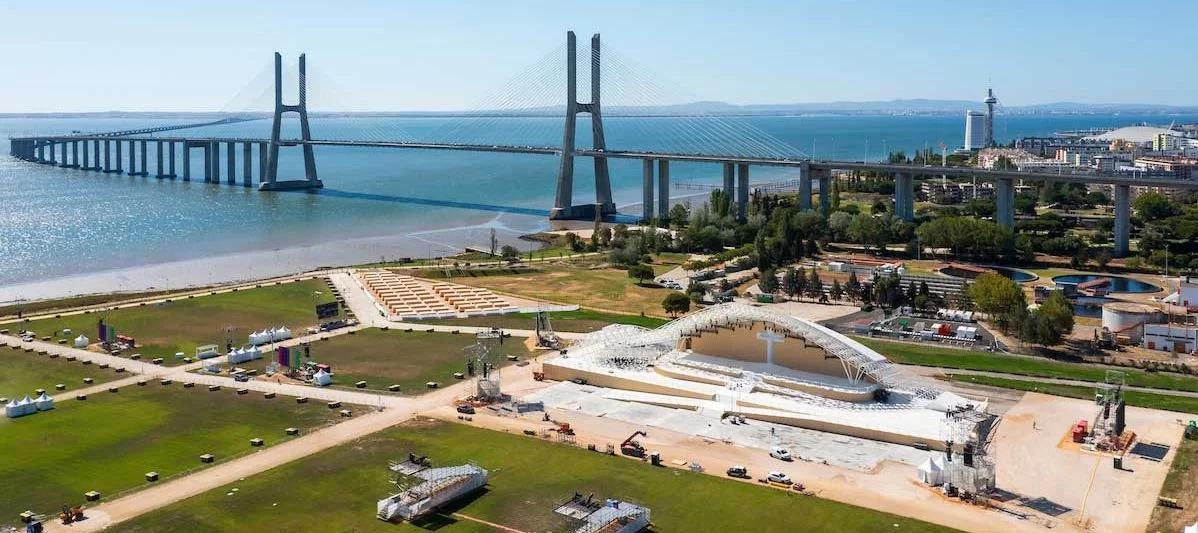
[4,100,1198,118]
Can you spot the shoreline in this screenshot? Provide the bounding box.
[0,190,708,305]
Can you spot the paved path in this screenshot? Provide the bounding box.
[43,363,481,533]
[904,364,1198,398]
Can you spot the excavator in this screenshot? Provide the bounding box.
[620,431,647,458]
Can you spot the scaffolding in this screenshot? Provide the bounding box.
[1091,370,1130,450]
[938,407,996,495]
[465,332,503,402]
[377,463,488,522]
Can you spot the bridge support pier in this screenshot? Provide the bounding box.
[209,142,218,183]
[819,171,832,217]
[115,140,123,174]
[226,141,236,185]
[737,164,749,222]
[723,163,735,204]
[138,140,148,176]
[1114,185,1130,257]
[47,142,55,165]
[995,177,1015,229]
[799,165,812,211]
[127,140,136,175]
[70,141,79,168]
[242,142,253,187]
[155,142,164,178]
[183,143,191,181]
[168,142,177,178]
[658,160,670,220]
[642,160,654,222]
[550,31,613,220]
[81,140,90,170]
[103,141,112,172]
[258,142,267,184]
[894,172,913,222]
[262,52,323,191]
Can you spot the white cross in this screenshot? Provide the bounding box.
[756,328,785,365]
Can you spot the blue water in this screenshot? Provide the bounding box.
[1075,296,1118,317]
[3,113,1197,290]
[1053,274,1163,293]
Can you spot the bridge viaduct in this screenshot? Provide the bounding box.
[10,31,1198,257]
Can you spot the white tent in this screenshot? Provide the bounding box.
[4,398,20,418]
[17,396,35,417]
[74,335,89,348]
[917,455,946,485]
[1185,522,1197,533]
[312,369,332,387]
[35,392,54,411]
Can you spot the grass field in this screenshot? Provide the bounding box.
[421,309,670,333]
[22,279,335,366]
[0,384,343,521]
[0,344,121,397]
[856,337,1198,393]
[948,374,1198,415]
[413,262,685,318]
[1147,436,1198,533]
[237,328,535,393]
[113,419,957,533]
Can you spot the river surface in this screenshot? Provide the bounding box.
[2,113,1196,301]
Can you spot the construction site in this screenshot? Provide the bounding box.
[507,303,1189,533]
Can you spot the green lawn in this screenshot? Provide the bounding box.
[421,309,670,333]
[856,337,1198,393]
[22,279,335,366]
[0,344,121,397]
[1148,436,1198,533]
[236,328,534,393]
[949,375,1198,415]
[113,420,957,533]
[0,384,344,521]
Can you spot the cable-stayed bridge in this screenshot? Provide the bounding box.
[9,31,1192,257]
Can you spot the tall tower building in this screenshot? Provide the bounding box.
[983,88,998,147]
[965,111,986,151]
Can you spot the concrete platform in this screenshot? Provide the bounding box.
[258,179,323,191]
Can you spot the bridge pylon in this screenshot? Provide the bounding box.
[260,52,323,191]
[550,31,614,220]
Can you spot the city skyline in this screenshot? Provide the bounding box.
[1,0,1196,112]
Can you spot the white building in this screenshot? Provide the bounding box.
[965,111,986,151]
[1143,323,1198,354]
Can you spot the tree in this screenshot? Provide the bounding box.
[871,200,888,215]
[805,268,823,301]
[500,245,520,262]
[686,281,707,303]
[847,214,887,252]
[969,273,1026,331]
[668,203,691,226]
[830,279,844,301]
[662,292,691,317]
[759,268,778,294]
[1133,191,1177,222]
[627,264,655,286]
[1095,249,1112,270]
[782,267,799,298]
[830,180,841,210]
[845,271,862,301]
[828,211,853,241]
[489,228,499,256]
[564,232,583,253]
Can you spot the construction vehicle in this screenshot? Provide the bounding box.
[532,371,545,381]
[59,505,85,524]
[551,422,574,435]
[455,404,476,415]
[620,431,647,457]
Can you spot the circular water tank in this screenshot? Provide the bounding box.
[1102,302,1159,338]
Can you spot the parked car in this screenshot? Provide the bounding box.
[770,446,793,461]
[455,404,476,415]
[766,471,793,485]
[726,466,750,479]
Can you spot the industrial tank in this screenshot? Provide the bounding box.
[1101,302,1160,341]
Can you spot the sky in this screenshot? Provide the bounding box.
[1,0,1194,112]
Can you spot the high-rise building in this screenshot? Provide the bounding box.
[965,111,986,151]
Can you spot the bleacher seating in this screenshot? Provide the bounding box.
[357,270,516,320]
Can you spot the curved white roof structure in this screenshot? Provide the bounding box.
[1084,126,1178,143]
[569,303,938,399]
